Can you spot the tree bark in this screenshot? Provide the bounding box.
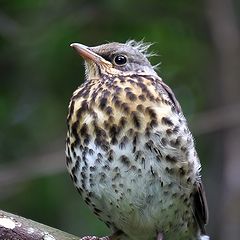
[0,210,79,240]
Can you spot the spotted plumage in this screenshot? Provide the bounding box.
[66,40,209,240]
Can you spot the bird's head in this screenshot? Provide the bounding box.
[70,40,158,79]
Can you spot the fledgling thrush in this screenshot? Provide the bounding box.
[66,40,209,240]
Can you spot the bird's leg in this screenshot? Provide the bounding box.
[157,232,164,240]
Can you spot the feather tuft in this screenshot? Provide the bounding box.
[126,39,158,58]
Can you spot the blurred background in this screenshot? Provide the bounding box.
[0,0,240,239]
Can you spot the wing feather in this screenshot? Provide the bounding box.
[193,182,209,234]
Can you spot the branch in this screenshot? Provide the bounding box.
[0,210,79,240]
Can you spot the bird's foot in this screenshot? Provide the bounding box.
[80,230,124,240]
[157,232,164,240]
[80,236,110,240]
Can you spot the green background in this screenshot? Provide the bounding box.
[1,1,240,239]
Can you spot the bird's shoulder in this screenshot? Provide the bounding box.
[111,73,182,114]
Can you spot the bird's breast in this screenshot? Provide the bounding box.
[66,74,200,238]
[67,74,200,183]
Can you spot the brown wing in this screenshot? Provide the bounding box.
[193,182,209,234]
[160,81,182,113]
[160,79,209,232]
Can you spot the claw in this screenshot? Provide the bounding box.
[80,236,110,240]
[80,230,123,240]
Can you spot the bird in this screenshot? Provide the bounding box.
[66,40,209,240]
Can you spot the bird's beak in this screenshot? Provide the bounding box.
[70,43,112,67]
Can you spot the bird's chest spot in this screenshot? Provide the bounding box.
[68,125,194,205]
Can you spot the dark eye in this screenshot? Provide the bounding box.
[113,55,127,66]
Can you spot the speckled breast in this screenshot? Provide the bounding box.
[66,74,200,239]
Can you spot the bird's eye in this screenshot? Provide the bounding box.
[113,55,127,66]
